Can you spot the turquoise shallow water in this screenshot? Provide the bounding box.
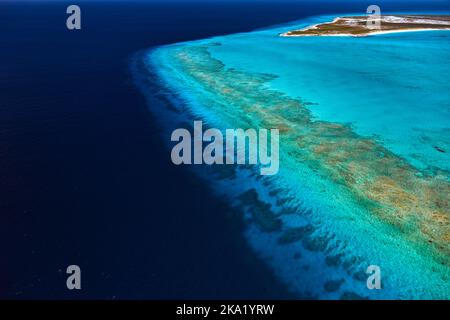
[208,14,450,172]
[144,13,450,299]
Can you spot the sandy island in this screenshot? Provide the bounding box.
[281,15,450,37]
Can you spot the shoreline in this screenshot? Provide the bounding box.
[281,27,450,37]
[281,14,450,37]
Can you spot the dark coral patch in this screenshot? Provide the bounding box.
[277,225,313,245]
[324,279,345,293]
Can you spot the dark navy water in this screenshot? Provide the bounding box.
[1,0,448,299]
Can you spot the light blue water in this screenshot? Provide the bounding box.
[145,13,450,299]
[207,14,450,172]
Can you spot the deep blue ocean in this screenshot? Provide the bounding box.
[1,0,448,299]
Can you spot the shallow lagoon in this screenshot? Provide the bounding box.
[208,14,450,172]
